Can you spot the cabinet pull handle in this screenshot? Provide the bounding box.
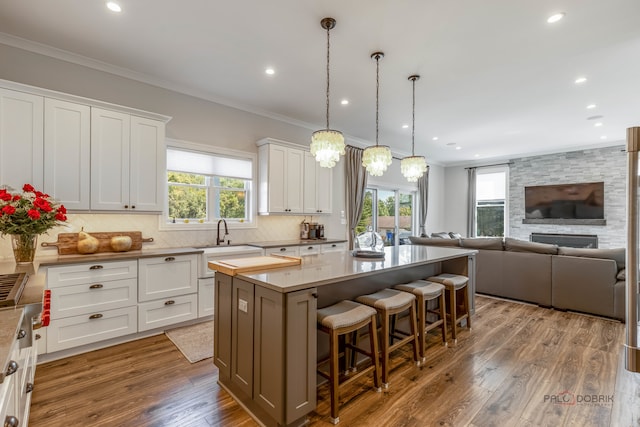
[131,205,136,209]
[5,361,18,376]
[307,246,313,250]
[89,314,103,320]
[124,205,129,209]
[89,265,104,270]
[89,284,104,289]
[4,416,19,427]
[35,334,41,341]
[311,293,318,299]
[165,256,176,262]
[331,244,337,248]
[26,382,34,393]
[165,300,175,305]
[17,329,26,340]
[280,248,286,252]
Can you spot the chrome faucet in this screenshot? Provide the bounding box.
[216,219,229,245]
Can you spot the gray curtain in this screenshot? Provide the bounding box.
[467,167,477,237]
[345,146,368,249]
[417,168,430,236]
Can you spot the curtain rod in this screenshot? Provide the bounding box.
[465,162,513,170]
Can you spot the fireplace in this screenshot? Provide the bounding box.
[530,232,598,248]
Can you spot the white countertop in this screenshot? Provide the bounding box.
[234,245,477,293]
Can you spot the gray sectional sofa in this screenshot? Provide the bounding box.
[409,236,626,321]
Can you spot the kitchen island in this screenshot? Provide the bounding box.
[211,245,477,427]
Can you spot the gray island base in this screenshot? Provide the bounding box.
[212,245,477,427]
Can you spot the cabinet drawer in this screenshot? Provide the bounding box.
[50,278,137,319]
[298,245,320,256]
[46,306,137,353]
[138,294,198,332]
[321,242,347,253]
[138,255,198,302]
[46,260,137,288]
[265,246,300,257]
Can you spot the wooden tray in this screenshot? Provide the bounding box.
[209,255,301,276]
[41,231,154,255]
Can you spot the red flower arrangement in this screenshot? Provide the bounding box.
[0,184,67,236]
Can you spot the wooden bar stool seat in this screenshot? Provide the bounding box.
[356,288,419,388]
[317,300,381,424]
[427,273,471,343]
[394,280,447,362]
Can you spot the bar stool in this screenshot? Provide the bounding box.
[394,280,447,362]
[356,289,419,387]
[427,273,471,343]
[317,300,381,424]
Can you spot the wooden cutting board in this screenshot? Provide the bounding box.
[209,255,301,276]
[41,231,154,255]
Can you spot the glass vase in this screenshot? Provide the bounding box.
[11,234,38,264]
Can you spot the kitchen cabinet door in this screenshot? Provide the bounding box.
[129,115,165,211]
[258,141,303,214]
[303,151,332,214]
[44,98,90,209]
[90,108,130,210]
[0,88,44,190]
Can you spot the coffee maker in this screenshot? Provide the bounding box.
[300,219,310,239]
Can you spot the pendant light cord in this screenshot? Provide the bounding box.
[375,54,380,147]
[325,24,331,130]
[411,77,416,156]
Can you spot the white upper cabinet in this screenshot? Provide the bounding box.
[303,151,332,214]
[0,88,44,190]
[257,139,304,214]
[91,108,165,211]
[44,98,91,210]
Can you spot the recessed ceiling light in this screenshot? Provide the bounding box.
[432,137,439,141]
[402,124,409,129]
[446,142,456,146]
[586,104,597,109]
[474,154,480,158]
[586,115,603,121]
[594,122,603,127]
[575,77,588,84]
[455,146,462,151]
[600,135,608,140]
[547,13,565,24]
[265,68,275,75]
[106,1,122,12]
[341,99,349,105]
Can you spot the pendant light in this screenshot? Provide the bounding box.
[362,52,392,176]
[310,17,345,168]
[401,75,428,182]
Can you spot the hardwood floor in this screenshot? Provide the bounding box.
[30,296,640,427]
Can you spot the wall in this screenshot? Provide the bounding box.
[442,145,626,248]
[509,146,626,248]
[0,43,446,259]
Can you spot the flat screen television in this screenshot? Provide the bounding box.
[525,182,604,219]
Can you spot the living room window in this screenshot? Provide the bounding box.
[475,167,508,237]
[357,187,416,246]
[163,141,256,229]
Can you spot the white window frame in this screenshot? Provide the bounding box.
[365,184,417,246]
[159,138,257,231]
[475,165,509,237]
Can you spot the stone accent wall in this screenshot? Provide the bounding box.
[509,145,626,248]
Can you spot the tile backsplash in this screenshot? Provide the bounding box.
[0,213,336,260]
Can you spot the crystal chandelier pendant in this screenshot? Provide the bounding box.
[401,155,428,182]
[311,17,344,168]
[363,144,393,176]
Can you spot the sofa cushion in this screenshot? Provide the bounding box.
[504,237,558,254]
[449,232,463,239]
[460,237,504,250]
[617,268,625,280]
[558,246,625,269]
[430,232,451,239]
[409,236,461,247]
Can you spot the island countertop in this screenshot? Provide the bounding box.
[215,245,477,293]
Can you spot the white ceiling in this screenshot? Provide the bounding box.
[1,0,639,165]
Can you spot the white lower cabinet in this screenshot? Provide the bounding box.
[321,242,347,253]
[46,306,138,353]
[198,277,214,318]
[265,246,300,257]
[138,294,198,332]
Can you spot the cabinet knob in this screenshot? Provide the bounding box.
[5,416,19,427]
[17,329,26,340]
[35,334,41,341]
[124,205,129,209]
[5,361,18,377]
[164,300,175,306]
[165,257,176,262]
[307,246,313,250]
[89,265,104,270]
[280,248,286,252]
[131,205,136,209]
[89,284,104,289]
[89,314,103,320]
[25,382,34,393]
